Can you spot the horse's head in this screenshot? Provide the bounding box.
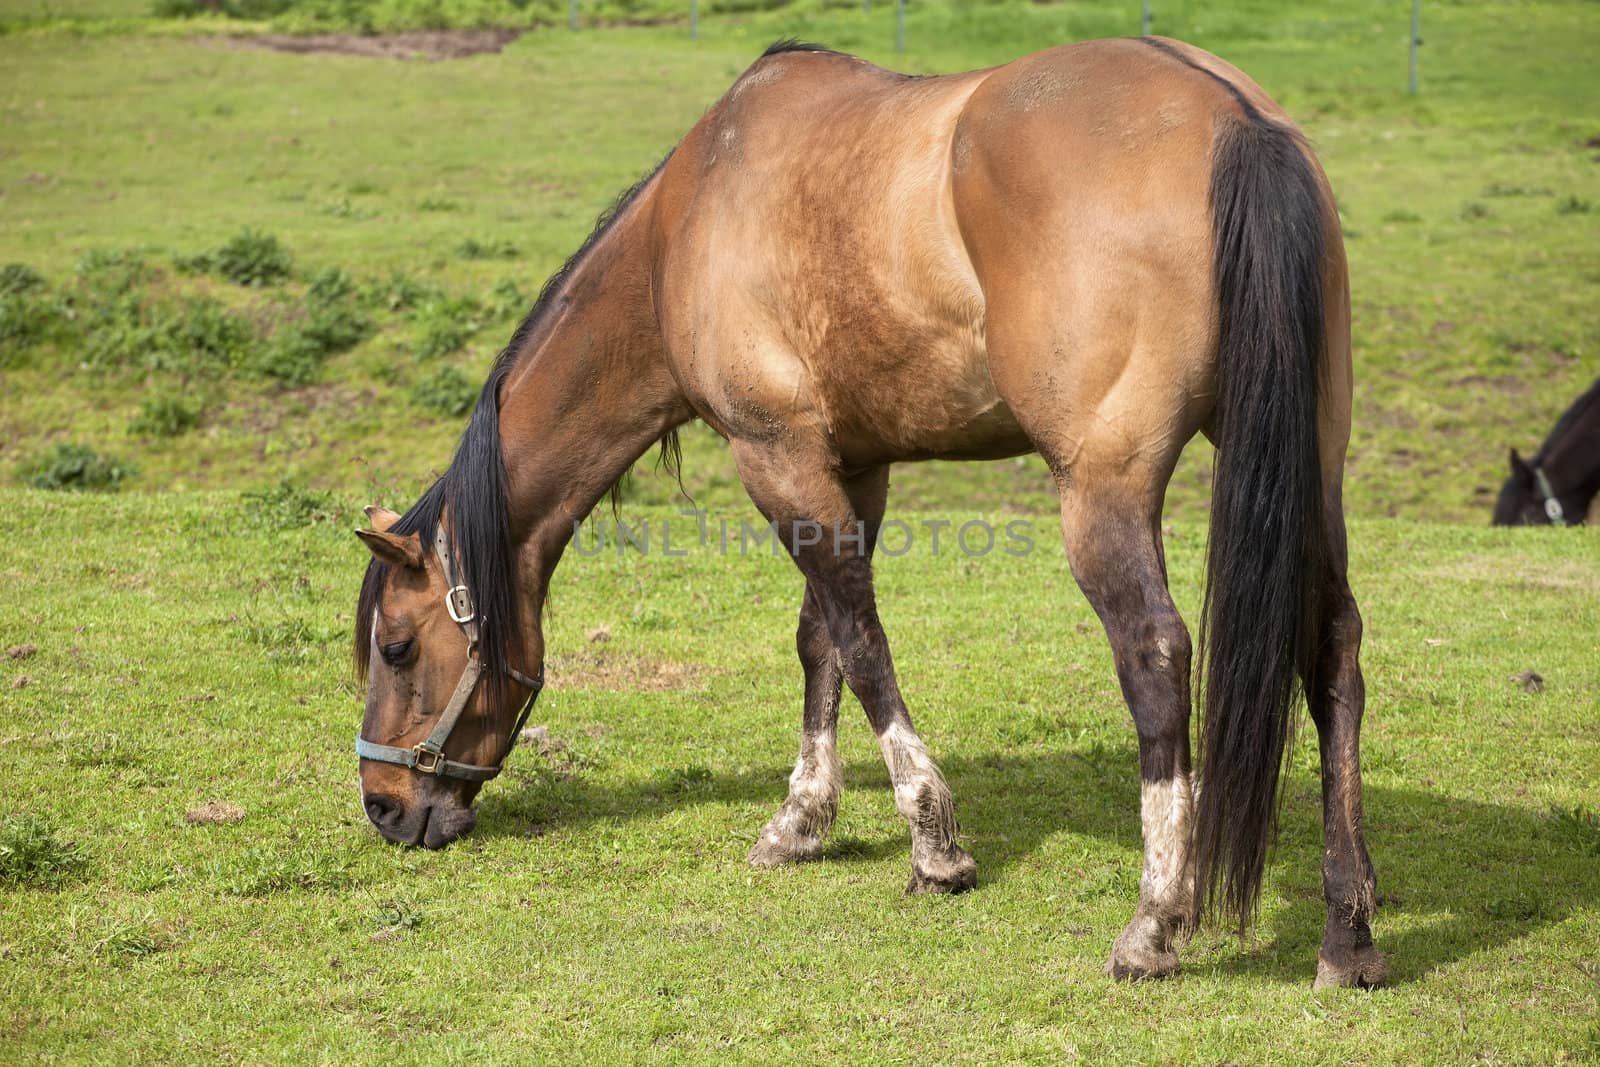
[1493,447,1570,526]
[353,505,540,848]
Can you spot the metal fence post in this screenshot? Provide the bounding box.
[895,0,905,53]
[690,0,699,40]
[1141,0,1151,37]
[1408,0,1421,95]
[568,0,577,30]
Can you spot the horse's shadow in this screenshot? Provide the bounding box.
[476,741,1598,986]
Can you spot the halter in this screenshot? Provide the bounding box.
[1532,466,1568,527]
[355,528,543,782]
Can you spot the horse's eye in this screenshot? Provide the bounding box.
[380,639,415,667]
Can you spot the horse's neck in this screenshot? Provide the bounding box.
[496,188,691,567]
[1540,390,1600,500]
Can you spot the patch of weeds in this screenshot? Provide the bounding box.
[239,612,341,662]
[411,296,482,359]
[1556,195,1592,215]
[63,733,144,770]
[666,764,714,795]
[85,294,252,374]
[66,906,171,962]
[249,280,369,384]
[456,237,519,261]
[75,247,153,296]
[216,844,354,896]
[241,479,340,529]
[323,198,378,221]
[410,364,478,417]
[1485,888,1546,922]
[1459,201,1493,221]
[301,297,371,354]
[188,229,294,287]
[249,329,326,385]
[155,0,295,16]
[0,815,88,889]
[362,271,443,313]
[128,394,200,438]
[0,289,64,355]
[1381,208,1423,224]
[486,276,528,319]
[1481,182,1551,197]
[307,266,357,304]
[0,262,46,295]
[417,197,459,212]
[1074,861,1139,901]
[1550,805,1600,855]
[19,442,135,492]
[369,897,424,935]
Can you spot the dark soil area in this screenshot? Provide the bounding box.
[221,30,521,60]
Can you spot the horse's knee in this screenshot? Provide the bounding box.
[1118,612,1191,735]
[795,602,834,675]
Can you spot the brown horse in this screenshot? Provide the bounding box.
[352,38,1384,987]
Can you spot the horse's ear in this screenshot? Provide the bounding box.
[1508,447,1534,485]
[356,527,425,569]
[363,505,402,532]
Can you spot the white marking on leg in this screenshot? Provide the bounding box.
[1139,773,1195,915]
[877,721,957,850]
[768,728,841,841]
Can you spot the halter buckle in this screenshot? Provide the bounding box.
[412,744,445,775]
[445,585,474,625]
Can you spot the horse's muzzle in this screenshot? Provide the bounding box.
[364,793,477,849]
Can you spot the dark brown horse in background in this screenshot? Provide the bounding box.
[1493,377,1600,525]
[351,38,1384,987]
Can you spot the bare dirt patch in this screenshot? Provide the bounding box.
[185,801,246,825]
[218,30,522,62]
[546,651,710,692]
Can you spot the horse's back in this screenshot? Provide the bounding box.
[651,39,1327,471]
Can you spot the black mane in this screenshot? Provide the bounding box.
[354,156,673,696]
[761,38,840,59]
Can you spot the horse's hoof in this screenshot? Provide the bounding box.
[1313,946,1388,990]
[747,826,823,867]
[1105,935,1180,981]
[906,847,977,895]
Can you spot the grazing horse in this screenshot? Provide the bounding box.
[1493,377,1600,525]
[352,38,1384,986]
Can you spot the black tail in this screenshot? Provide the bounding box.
[1194,118,1331,929]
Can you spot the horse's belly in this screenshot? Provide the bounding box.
[823,333,1034,464]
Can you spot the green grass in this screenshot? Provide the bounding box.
[2,2,1599,1061]
[1,491,1597,1061]
[0,0,1596,519]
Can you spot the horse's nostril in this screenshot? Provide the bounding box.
[365,793,403,827]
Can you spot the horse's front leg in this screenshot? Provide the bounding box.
[747,581,846,865]
[750,468,889,866]
[735,444,975,893]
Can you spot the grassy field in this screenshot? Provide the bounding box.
[0,0,1596,519]
[2,0,1600,1062]
[2,492,1598,1063]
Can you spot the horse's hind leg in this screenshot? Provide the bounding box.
[749,468,888,866]
[1058,474,1197,980]
[1307,493,1387,988]
[732,442,975,893]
